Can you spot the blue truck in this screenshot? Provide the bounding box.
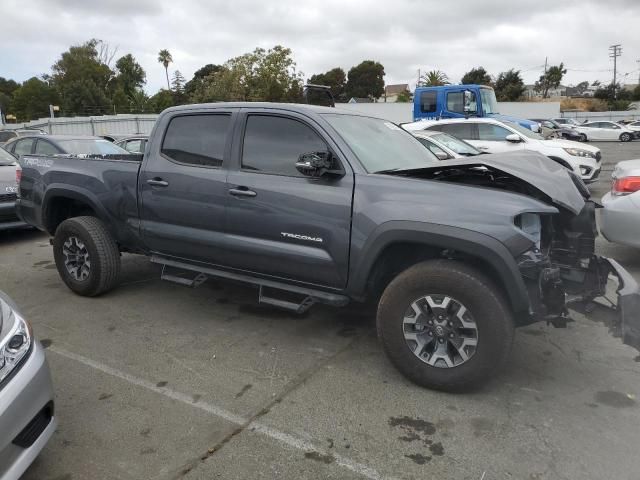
[413,84,540,132]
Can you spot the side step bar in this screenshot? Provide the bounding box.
[151,255,350,312]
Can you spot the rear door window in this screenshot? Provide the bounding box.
[34,139,61,155]
[433,123,475,140]
[161,114,231,167]
[13,138,35,156]
[477,124,512,141]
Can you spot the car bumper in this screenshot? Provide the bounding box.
[605,258,640,352]
[599,192,640,248]
[0,201,29,231]
[0,341,56,480]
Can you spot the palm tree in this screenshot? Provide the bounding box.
[420,70,450,87]
[157,49,173,90]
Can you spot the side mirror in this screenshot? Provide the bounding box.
[463,90,477,115]
[434,151,450,160]
[296,151,338,177]
[505,133,522,143]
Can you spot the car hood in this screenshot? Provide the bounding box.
[539,137,600,152]
[398,150,587,215]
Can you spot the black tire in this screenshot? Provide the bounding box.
[579,133,587,142]
[620,132,632,142]
[53,216,121,296]
[376,260,514,392]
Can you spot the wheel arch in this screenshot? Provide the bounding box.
[348,222,531,317]
[42,186,111,235]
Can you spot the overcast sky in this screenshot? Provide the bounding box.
[2,0,639,93]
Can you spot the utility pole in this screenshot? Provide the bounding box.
[609,44,622,99]
[637,59,640,86]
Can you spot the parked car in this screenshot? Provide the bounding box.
[572,121,638,142]
[0,147,28,231]
[0,290,56,480]
[600,159,640,248]
[529,118,583,141]
[413,84,540,131]
[15,103,640,392]
[402,117,602,182]
[411,130,483,159]
[115,135,148,154]
[4,134,128,158]
[0,129,46,146]
[553,118,584,127]
[625,120,640,133]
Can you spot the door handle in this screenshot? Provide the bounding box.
[147,178,169,187]
[229,187,257,198]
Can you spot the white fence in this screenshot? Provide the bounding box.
[560,111,640,122]
[0,114,158,136]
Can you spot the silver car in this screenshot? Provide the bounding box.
[0,290,56,480]
[0,148,28,231]
[600,159,640,248]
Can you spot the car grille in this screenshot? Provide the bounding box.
[0,192,17,202]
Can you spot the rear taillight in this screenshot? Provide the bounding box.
[15,164,22,184]
[612,176,640,196]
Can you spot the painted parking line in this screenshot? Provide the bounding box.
[49,346,390,480]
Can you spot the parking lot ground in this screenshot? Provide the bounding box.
[2,141,640,480]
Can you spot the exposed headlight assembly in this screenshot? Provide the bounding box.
[515,213,542,248]
[0,298,33,385]
[563,148,595,159]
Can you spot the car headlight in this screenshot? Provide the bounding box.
[563,148,595,158]
[0,298,33,385]
[514,213,542,248]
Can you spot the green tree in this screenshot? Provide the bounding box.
[129,89,150,113]
[419,70,449,87]
[395,89,412,103]
[114,54,146,96]
[632,85,640,101]
[184,64,222,98]
[494,69,526,101]
[309,67,347,101]
[534,63,567,98]
[11,77,60,121]
[148,89,174,113]
[192,46,303,103]
[0,77,19,114]
[51,39,113,116]
[461,67,492,86]
[346,60,385,99]
[171,70,185,93]
[157,49,173,90]
[575,81,589,94]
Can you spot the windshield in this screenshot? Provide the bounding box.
[57,139,128,155]
[480,88,499,114]
[0,147,16,166]
[504,121,544,140]
[323,114,439,173]
[430,132,481,156]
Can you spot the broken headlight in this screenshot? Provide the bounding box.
[0,297,33,385]
[515,213,542,249]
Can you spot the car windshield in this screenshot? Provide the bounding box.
[0,147,16,165]
[430,132,481,156]
[504,121,544,140]
[56,139,128,155]
[323,114,439,173]
[480,88,499,114]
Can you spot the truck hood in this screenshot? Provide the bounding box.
[387,151,587,215]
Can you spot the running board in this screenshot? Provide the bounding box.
[151,255,349,309]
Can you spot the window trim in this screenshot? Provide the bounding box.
[159,112,233,169]
[239,112,334,179]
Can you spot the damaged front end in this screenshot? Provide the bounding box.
[517,200,640,352]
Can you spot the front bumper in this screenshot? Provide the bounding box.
[0,341,56,480]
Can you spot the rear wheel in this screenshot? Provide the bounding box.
[53,216,121,296]
[620,132,632,142]
[579,133,588,142]
[376,260,514,392]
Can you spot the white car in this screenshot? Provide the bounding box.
[411,130,484,160]
[553,118,583,128]
[403,117,602,183]
[600,159,640,248]
[572,121,637,142]
[625,121,640,133]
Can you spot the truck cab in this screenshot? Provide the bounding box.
[413,84,540,132]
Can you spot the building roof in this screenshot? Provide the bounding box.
[384,84,409,95]
[347,97,374,104]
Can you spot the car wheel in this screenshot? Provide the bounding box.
[579,133,587,142]
[620,133,632,142]
[376,260,514,392]
[53,216,121,296]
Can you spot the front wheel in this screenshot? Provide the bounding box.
[620,132,633,142]
[579,133,588,142]
[53,216,121,296]
[377,260,514,392]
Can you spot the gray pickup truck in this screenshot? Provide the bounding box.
[15,103,640,392]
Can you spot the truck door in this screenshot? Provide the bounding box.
[224,110,353,289]
[138,110,235,263]
[441,89,478,119]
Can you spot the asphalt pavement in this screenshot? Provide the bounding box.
[2,141,640,480]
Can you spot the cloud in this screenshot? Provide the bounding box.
[1,0,638,94]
